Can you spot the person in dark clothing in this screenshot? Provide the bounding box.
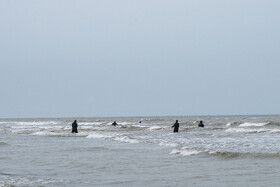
[72,120,78,133]
[172,120,179,133]
[198,120,204,127]
[112,121,118,126]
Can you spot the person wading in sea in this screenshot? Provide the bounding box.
[172,120,179,133]
[72,120,78,133]
[198,120,204,127]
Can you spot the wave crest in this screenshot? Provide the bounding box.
[170,149,201,156]
[239,122,269,127]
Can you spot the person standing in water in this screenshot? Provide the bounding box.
[198,120,204,127]
[172,120,179,133]
[72,120,78,133]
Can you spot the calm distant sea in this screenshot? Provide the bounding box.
[1,115,280,186]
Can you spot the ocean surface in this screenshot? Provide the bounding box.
[1,115,280,187]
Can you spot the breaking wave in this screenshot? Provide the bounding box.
[87,133,113,139]
[239,122,269,127]
[226,128,279,134]
[148,126,164,130]
[207,150,280,158]
[170,149,201,156]
[114,136,139,144]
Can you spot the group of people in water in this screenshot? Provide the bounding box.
[71,119,204,133]
[171,120,204,133]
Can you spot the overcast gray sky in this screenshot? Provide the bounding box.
[0,0,279,118]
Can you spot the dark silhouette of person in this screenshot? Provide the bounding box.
[112,121,118,126]
[198,120,204,127]
[172,120,179,133]
[72,120,78,133]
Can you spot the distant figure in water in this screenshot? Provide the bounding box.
[72,120,78,133]
[139,121,142,123]
[172,120,179,133]
[112,121,118,126]
[198,121,204,127]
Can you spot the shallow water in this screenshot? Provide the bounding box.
[1,115,280,186]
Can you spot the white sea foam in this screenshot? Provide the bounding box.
[206,149,217,154]
[41,126,65,130]
[11,121,59,126]
[32,131,65,136]
[226,122,239,127]
[148,126,164,130]
[87,133,113,139]
[78,122,95,126]
[239,122,268,127]
[269,129,280,133]
[10,125,68,134]
[11,126,33,129]
[79,126,96,130]
[118,122,131,126]
[114,136,139,144]
[0,173,67,186]
[10,125,65,131]
[170,149,201,156]
[181,146,192,150]
[226,123,231,127]
[131,124,146,128]
[32,131,49,136]
[79,122,108,126]
[32,131,87,137]
[180,150,201,156]
[226,128,270,133]
[170,149,181,154]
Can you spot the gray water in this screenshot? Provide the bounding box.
[1,115,280,186]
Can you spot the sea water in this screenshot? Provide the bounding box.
[1,115,280,186]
